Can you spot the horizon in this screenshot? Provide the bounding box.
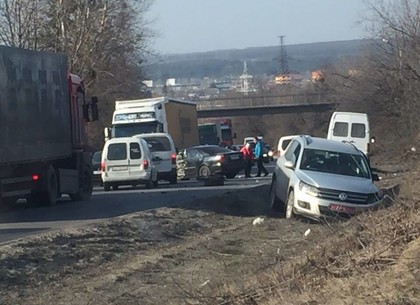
[149,0,367,54]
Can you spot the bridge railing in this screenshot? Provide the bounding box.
[196,93,327,110]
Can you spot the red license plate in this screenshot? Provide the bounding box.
[329,204,354,214]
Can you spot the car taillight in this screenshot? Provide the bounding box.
[143,160,149,169]
[101,162,106,172]
[32,174,40,181]
[171,153,176,165]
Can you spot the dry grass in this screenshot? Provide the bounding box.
[191,164,420,305]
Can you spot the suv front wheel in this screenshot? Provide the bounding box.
[285,190,295,219]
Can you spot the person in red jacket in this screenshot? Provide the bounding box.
[240,142,254,178]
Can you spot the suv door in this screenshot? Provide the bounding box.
[277,140,301,202]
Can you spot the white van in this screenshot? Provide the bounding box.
[101,137,158,191]
[327,112,372,156]
[133,133,177,184]
[276,135,298,158]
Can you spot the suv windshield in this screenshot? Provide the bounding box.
[299,148,371,179]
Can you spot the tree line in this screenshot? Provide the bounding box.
[0,0,154,149]
[1,0,419,148]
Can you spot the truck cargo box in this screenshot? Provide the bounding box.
[0,46,72,164]
[165,100,199,149]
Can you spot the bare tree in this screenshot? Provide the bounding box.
[0,0,45,48]
[323,0,420,137]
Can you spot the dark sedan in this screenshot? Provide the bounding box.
[177,145,245,180]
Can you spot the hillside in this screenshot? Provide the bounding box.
[145,39,370,81]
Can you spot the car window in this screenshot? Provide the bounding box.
[198,146,231,155]
[299,148,370,178]
[143,137,172,152]
[129,142,141,159]
[188,149,202,159]
[281,139,292,150]
[351,123,366,138]
[333,122,348,137]
[292,144,301,166]
[92,151,102,163]
[107,143,127,160]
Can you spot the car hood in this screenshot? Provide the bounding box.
[297,170,378,193]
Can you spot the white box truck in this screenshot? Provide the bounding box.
[105,97,199,149]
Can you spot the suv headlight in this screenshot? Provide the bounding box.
[299,181,319,197]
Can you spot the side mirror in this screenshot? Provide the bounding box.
[372,173,381,181]
[104,127,110,142]
[371,136,376,144]
[91,96,99,121]
[284,160,294,169]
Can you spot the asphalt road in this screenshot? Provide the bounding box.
[0,164,275,244]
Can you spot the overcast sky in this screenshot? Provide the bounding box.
[148,0,368,54]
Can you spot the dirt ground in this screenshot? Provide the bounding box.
[0,164,416,305]
[0,184,332,305]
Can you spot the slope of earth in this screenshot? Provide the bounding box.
[0,185,330,305]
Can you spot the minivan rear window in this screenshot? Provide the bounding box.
[351,123,366,138]
[107,143,127,160]
[143,137,172,152]
[333,122,348,137]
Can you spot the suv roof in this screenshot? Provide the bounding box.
[295,135,361,154]
[133,132,173,139]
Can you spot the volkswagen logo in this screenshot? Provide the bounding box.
[338,193,348,201]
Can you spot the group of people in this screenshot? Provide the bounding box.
[239,136,269,178]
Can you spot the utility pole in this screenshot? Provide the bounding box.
[273,35,290,84]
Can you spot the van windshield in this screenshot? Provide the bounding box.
[112,122,163,137]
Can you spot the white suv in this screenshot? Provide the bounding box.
[133,133,177,184]
[269,135,384,220]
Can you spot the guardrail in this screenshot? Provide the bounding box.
[196,94,328,110]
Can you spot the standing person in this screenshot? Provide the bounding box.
[253,136,269,177]
[240,143,253,178]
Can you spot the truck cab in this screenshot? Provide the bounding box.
[106,99,166,140]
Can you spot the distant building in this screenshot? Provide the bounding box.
[166,78,176,86]
[143,80,154,87]
[311,70,325,82]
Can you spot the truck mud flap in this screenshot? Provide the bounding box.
[58,169,79,194]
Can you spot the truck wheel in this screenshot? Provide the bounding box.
[0,197,16,212]
[70,166,93,201]
[145,179,153,189]
[169,174,177,184]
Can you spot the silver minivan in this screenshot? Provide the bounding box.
[133,133,177,184]
[101,137,158,191]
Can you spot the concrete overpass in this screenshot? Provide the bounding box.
[196,94,336,118]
